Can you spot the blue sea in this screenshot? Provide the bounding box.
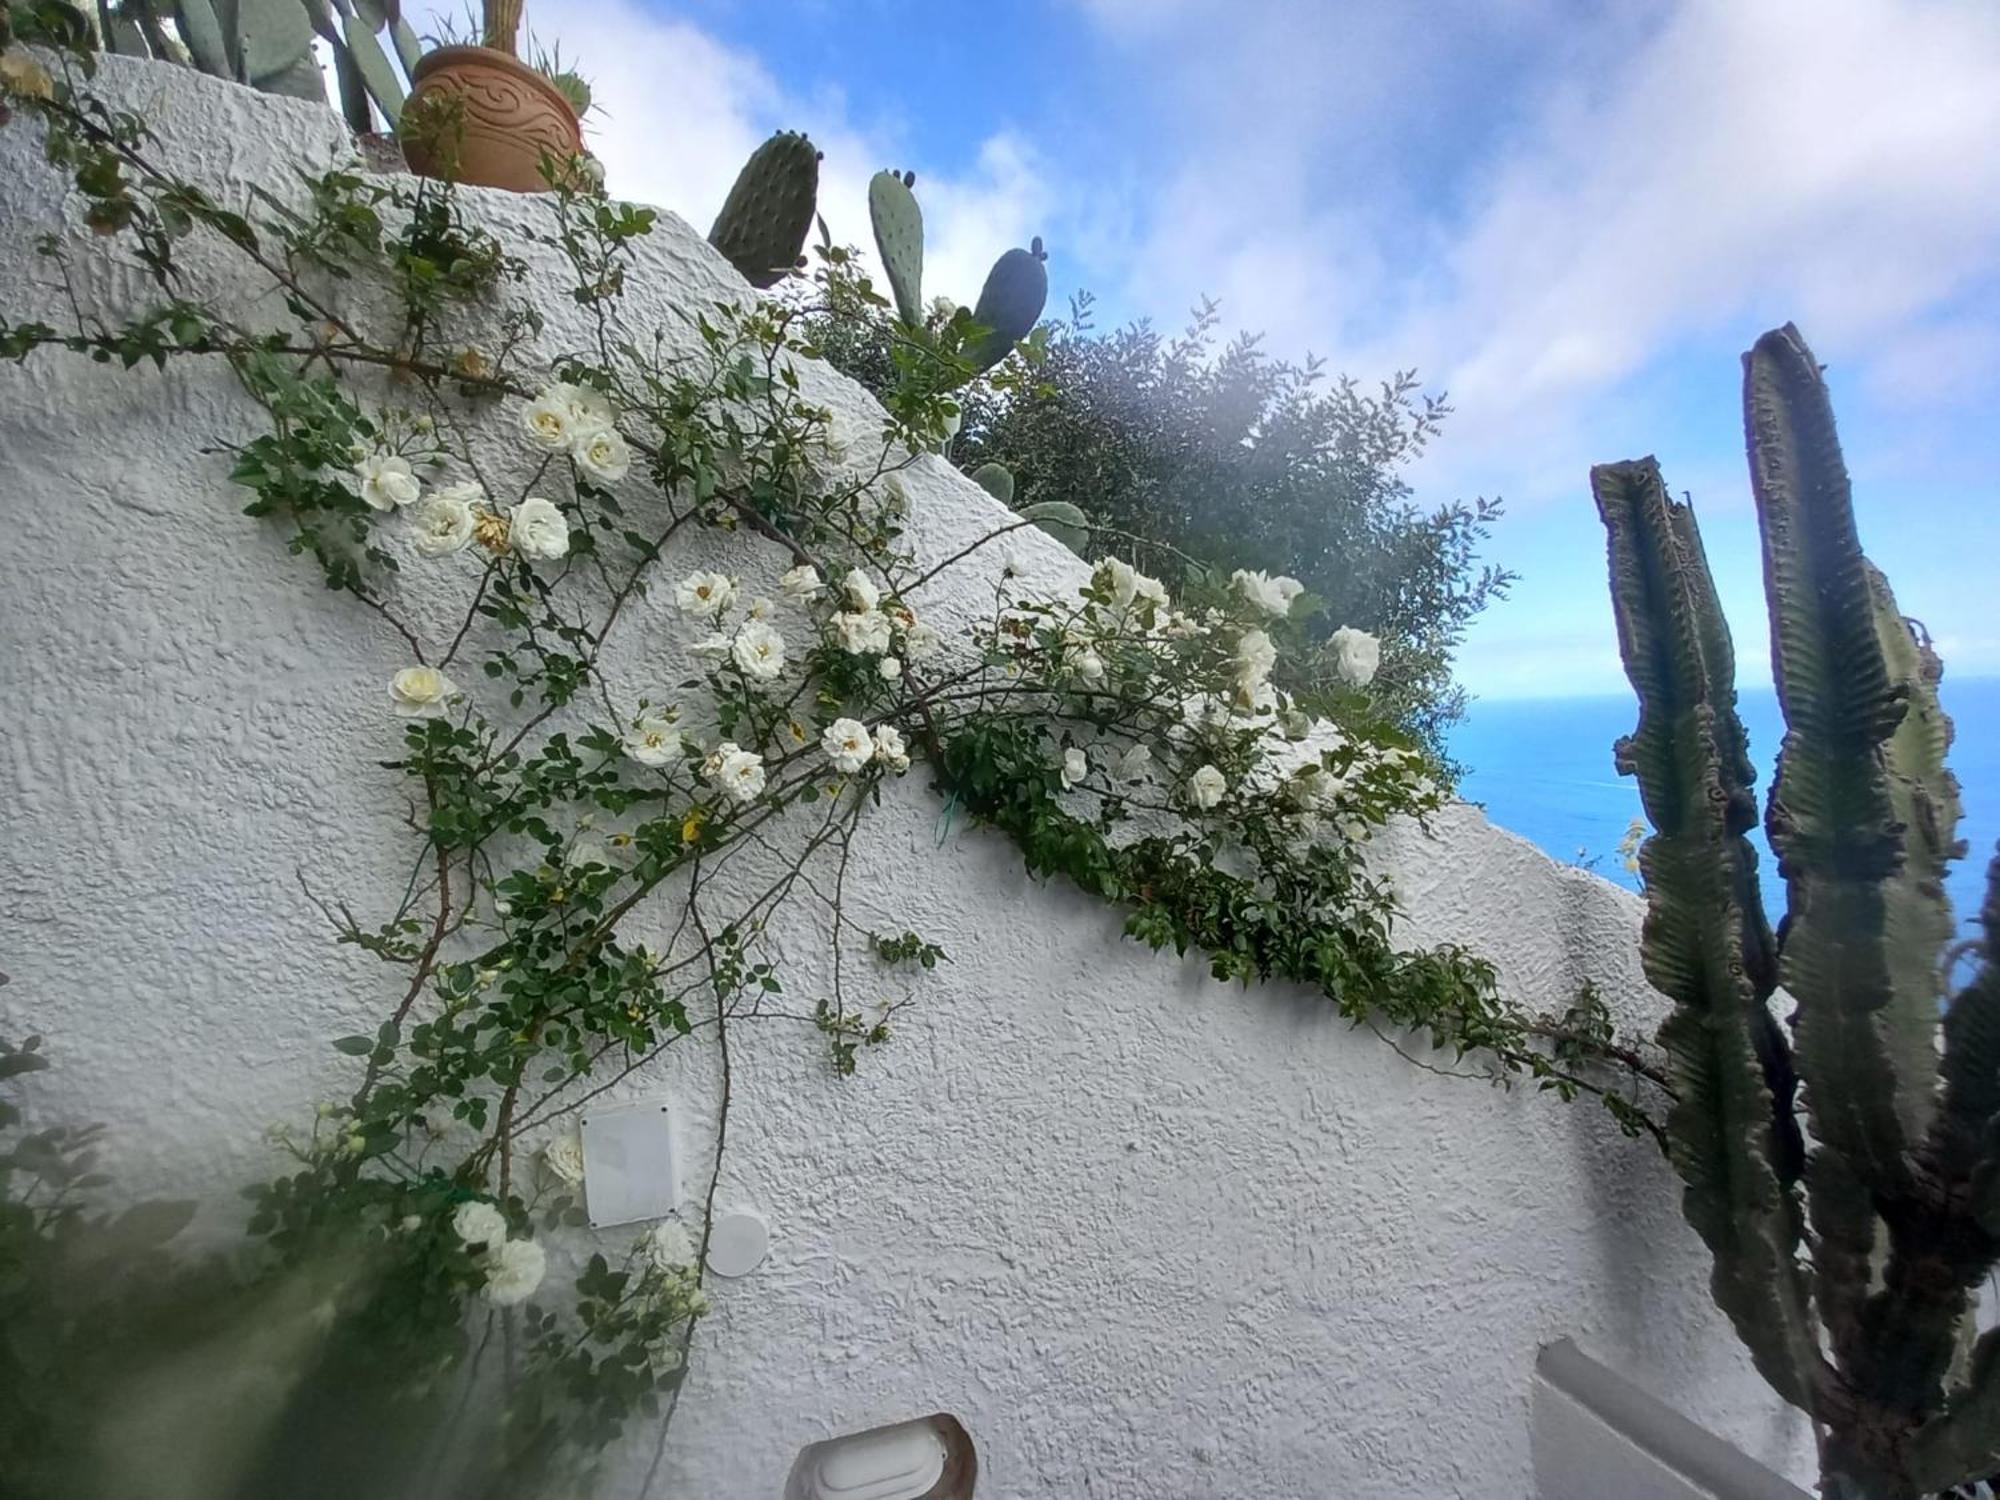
[1449,677,2000,933]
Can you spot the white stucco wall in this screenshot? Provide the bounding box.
[0,57,1818,1499]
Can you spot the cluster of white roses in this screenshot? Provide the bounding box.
[675,569,793,686]
[352,388,606,569]
[1023,556,1392,824]
[520,380,633,485]
[820,717,909,775]
[825,566,939,679]
[451,1198,546,1308]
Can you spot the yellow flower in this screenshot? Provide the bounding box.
[681,807,706,844]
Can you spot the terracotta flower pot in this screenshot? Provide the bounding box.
[399,46,582,194]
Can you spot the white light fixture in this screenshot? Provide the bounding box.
[784,1415,976,1500]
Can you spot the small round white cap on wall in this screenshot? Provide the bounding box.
[705,1209,769,1277]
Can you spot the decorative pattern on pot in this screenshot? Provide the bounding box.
[400,46,583,194]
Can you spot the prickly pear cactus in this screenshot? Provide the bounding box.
[709,131,822,291]
[237,0,316,87]
[969,235,1048,373]
[1023,500,1088,555]
[969,461,1014,505]
[869,168,924,328]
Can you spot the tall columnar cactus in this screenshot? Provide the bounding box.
[968,235,1048,373]
[1594,323,2000,1500]
[708,131,822,290]
[868,168,924,328]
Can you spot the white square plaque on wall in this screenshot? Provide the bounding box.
[579,1101,681,1227]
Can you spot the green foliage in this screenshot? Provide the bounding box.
[707,129,820,290]
[798,280,1511,764]
[1596,323,2000,1499]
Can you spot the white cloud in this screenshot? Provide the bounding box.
[1080,0,2000,508]
[415,0,1052,314]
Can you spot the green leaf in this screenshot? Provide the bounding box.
[333,1035,374,1055]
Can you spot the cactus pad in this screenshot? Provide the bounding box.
[869,168,925,328]
[1022,500,1088,555]
[969,235,1048,373]
[709,130,821,291]
[969,462,1014,505]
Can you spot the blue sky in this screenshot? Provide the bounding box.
[510,0,2000,701]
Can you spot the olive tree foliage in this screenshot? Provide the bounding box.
[794,265,1514,764]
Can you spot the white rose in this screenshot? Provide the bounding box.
[1065,634,1105,683]
[559,381,614,433]
[643,1220,696,1273]
[1329,626,1381,687]
[705,742,766,803]
[834,609,893,656]
[842,569,881,612]
[878,473,910,516]
[878,656,903,682]
[902,620,942,661]
[1234,628,1277,699]
[354,452,421,512]
[411,486,478,556]
[1061,747,1089,789]
[624,712,682,767]
[780,563,822,600]
[675,570,737,618]
[689,632,733,662]
[573,425,631,482]
[873,724,910,774]
[746,596,776,620]
[1097,557,1167,619]
[482,1236,547,1307]
[1118,743,1153,782]
[511,497,570,562]
[389,665,457,718]
[542,1127,586,1186]
[451,1199,508,1249]
[1232,568,1305,618]
[821,717,873,775]
[1187,763,1227,810]
[521,388,573,451]
[732,620,786,682]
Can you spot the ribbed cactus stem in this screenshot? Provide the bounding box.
[483,0,522,54]
[1600,325,2000,1500]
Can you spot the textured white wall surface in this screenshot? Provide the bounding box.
[0,57,1818,1499]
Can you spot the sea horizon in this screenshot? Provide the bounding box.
[1448,674,2000,936]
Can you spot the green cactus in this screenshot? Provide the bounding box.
[235,0,315,86]
[869,168,924,328]
[969,461,1014,505]
[1022,500,1089,556]
[544,69,589,117]
[1594,323,2000,1500]
[708,130,821,291]
[171,0,230,74]
[108,0,411,129]
[968,235,1048,373]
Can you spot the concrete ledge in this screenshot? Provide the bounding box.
[1535,1340,1812,1500]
